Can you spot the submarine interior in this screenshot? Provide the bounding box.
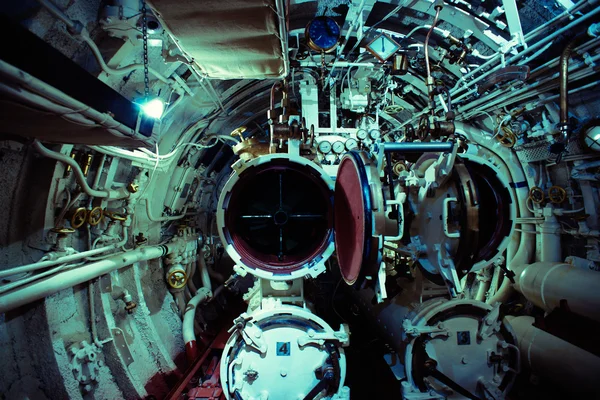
[1,0,600,399]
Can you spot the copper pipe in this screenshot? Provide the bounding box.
[424,7,442,97]
[559,34,586,140]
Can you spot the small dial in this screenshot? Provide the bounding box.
[332,141,345,154]
[366,33,401,62]
[369,129,381,140]
[318,141,332,154]
[306,17,341,53]
[357,129,368,140]
[345,138,358,150]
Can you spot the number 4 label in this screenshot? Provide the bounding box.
[276,342,291,356]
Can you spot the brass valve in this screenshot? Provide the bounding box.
[87,206,104,226]
[548,186,567,204]
[104,209,127,221]
[496,126,516,148]
[127,183,139,193]
[529,187,545,204]
[69,207,88,229]
[230,126,247,141]
[166,268,187,289]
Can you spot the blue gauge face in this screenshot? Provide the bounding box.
[308,17,341,51]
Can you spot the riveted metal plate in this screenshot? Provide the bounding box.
[111,327,134,366]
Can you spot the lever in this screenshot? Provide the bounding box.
[423,358,482,400]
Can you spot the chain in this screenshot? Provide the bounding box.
[141,0,150,99]
[320,51,326,86]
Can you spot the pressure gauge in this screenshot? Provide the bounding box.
[345,138,358,150]
[332,141,345,154]
[366,33,401,62]
[369,129,381,140]
[305,17,341,53]
[356,129,368,140]
[318,140,332,154]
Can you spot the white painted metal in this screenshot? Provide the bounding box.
[220,300,350,400]
[513,262,600,322]
[403,299,518,399]
[509,316,600,395]
[501,0,527,48]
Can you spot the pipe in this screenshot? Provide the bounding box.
[451,6,600,98]
[424,5,442,101]
[0,244,172,313]
[453,123,534,305]
[523,0,591,42]
[35,0,79,33]
[382,141,453,153]
[512,262,600,322]
[538,209,562,262]
[183,287,212,362]
[144,198,188,222]
[572,160,600,180]
[508,315,600,395]
[558,35,586,141]
[197,254,212,292]
[0,229,128,279]
[80,31,177,89]
[0,60,143,141]
[34,141,130,199]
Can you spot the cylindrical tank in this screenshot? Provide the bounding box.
[513,262,600,322]
[508,315,600,395]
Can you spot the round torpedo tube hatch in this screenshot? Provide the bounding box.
[217,153,335,280]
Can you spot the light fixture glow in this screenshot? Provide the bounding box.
[141,98,165,119]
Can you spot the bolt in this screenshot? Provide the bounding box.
[461,356,468,364]
[280,369,287,377]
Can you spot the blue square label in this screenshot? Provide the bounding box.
[276,342,291,356]
[457,331,471,345]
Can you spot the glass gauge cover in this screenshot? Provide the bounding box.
[306,17,341,53]
[332,141,346,154]
[369,129,381,140]
[366,33,401,62]
[356,129,368,140]
[318,141,332,154]
[345,138,358,150]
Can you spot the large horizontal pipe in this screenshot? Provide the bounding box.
[0,244,174,314]
[382,142,453,153]
[508,316,600,395]
[513,262,600,322]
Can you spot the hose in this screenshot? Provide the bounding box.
[182,288,212,362]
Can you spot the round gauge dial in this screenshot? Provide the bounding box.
[332,141,345,154]
[317,141,332,154]
[356,129,368,140]
[306,17,341,53]
[345,138,358,150]
[369,129,381,140]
